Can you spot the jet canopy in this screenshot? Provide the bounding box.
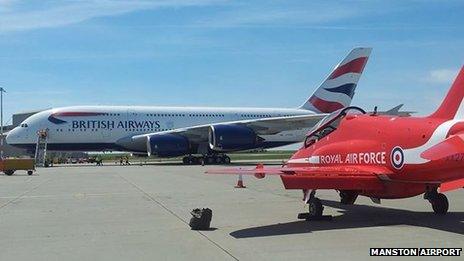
[304,106,365,148]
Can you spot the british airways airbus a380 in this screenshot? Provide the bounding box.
[7,48,371,164]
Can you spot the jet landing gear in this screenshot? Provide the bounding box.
[308,197,324,217]
[182,154,231,165]
[424,189,449,215]
[201,154,231,165]
[339,190,358,205]
[297,190,333,221]
[182,156,197,165]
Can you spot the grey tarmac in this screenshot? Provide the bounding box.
[0,164,462,261]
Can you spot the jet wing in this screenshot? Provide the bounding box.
[238,114,327,135]
[380,104,415,117]
[207,165,391,191]
[130,114,327,143]
[440,178,464,193]
[280,166,388,191]
[420,133,464,161]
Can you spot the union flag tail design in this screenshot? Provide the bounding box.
[300,47,372,113]
[428,67,464,120]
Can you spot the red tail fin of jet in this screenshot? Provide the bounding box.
[428,67,464,119]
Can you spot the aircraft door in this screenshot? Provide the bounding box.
[101,114,113,140]
[232,113,241,121]
[127,109,141,134]
[101,125,111,139]
[127,110,139,120]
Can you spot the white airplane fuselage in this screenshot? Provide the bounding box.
[7,105,315,154]
[6,48,372,156]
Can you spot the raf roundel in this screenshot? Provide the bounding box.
[391,146,405,170]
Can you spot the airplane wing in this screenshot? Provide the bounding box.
[380,104,415,117]
[420,133,464,161]
[128,114,326,144]
[384,104,404,115]
[207,165,391,191]
[419,133,464,193]
[440,178,464,192]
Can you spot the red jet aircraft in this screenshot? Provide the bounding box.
[208,66,464,219]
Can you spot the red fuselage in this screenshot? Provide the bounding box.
[288,114,464,199]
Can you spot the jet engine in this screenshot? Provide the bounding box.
[209,125,263,152]
[147,134,190,157]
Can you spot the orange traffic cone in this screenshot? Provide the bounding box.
[234,174,246,188]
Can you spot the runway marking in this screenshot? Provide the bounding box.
[0,192,133,200]
[0,178,51,211]
[117,174,239,261]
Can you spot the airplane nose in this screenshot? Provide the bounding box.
[5,128,18,145]
[5,130,13,144]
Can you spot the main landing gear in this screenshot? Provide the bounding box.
[297,190,332,221]
[339,190,358,205]
[182,154,231,165]
[424,189,449,215]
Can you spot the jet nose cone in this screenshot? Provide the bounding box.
[5,127,18,145]
[5,130,13,145]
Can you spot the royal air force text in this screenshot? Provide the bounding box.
[319,152,387,165]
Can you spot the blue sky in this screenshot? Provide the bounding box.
[0,0,463,125]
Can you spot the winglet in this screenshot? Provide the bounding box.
[255,163,265,179]
[205,164,284,178]
[385,104,403,115]
[380,104,415,117]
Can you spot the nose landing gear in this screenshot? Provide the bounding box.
[339,190,358,205]
[297,190,332,221]
[307,197,324,217]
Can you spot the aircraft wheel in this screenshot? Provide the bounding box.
[308,197,324,217]
[27,170,33,175]
[431,193,449,215]
[206,156,214,165]
[192,157,200,165]
[340,190,358,205]
[4,170,15,176]
[188,157,196,165]
[182,156,190,165]
[223,155,231,164]
[215,156,224,164]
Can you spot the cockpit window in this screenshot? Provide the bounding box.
[20,123,28,128]
[304,106,365,148]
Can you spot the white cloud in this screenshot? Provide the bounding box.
[0,0,224,33]
[0,1,373,33]
[0,0,18,13]
[426,68,459,84]
[194,3,362,28]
